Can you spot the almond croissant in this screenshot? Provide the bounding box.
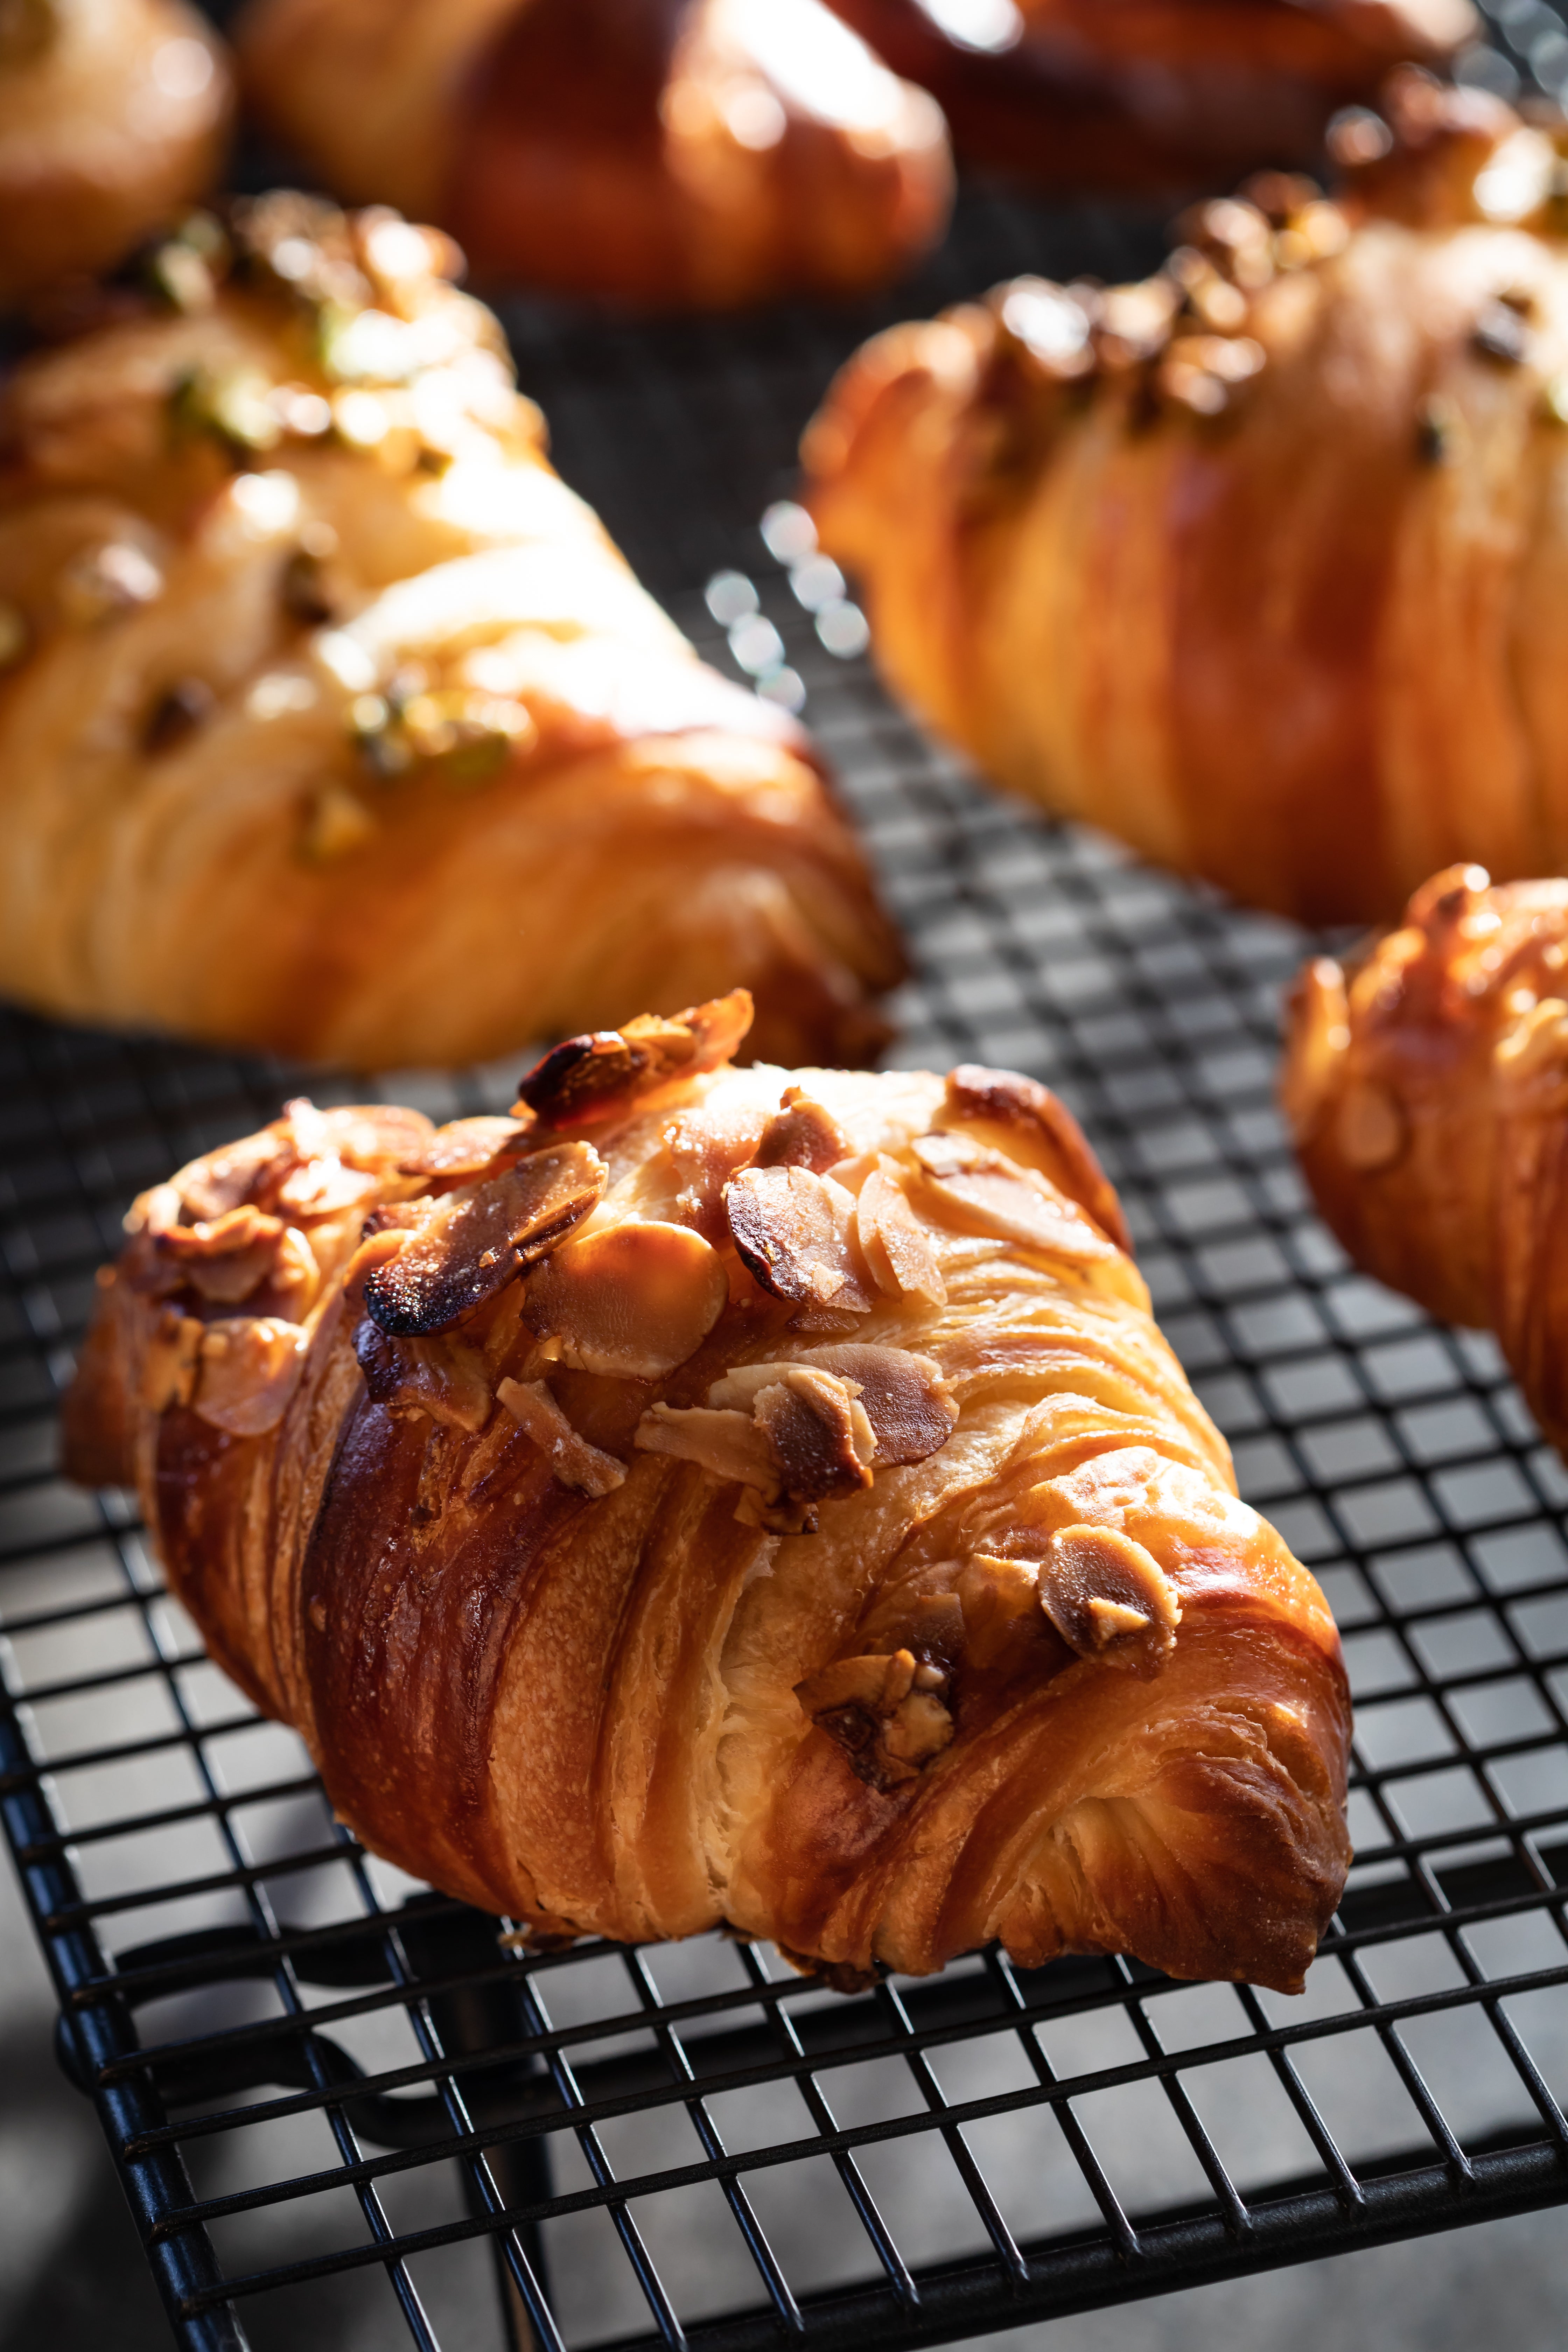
[1284,862,1568,1457]
[0,193,900,1068]
[235,0,952,311]
[64,990,1351,1991]
[825,0,1475,196]
[805,73,1568,927]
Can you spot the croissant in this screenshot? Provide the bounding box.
[63,989,1351,1991]
[825,0,1475,194]
[234,0,952,312]
[1284,862,1568,1457]
[0,192,901,1069]
[0,0,231,306]
[805,72,1568,929]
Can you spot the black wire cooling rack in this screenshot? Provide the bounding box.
[11,10,1568,2345]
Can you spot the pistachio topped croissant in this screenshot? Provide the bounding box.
[66,991,1350,1990]
[0,194,899,1067]
[805,72,1568,926]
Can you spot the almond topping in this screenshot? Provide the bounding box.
[141,1308,203,1412]
[939,1067,1129,1251]
[796,1650,915,1716]
[752,1367,876,1503]
[357,1320,494,1434]
[363,1142,606,1337]
[1036,1524,1180,1672]
[855,1160,946,1306]
[910,1133,1119,1263]
[795,1646,954,1789]
[192,1317,308,1437]
[752,1089,852,1175]
[515,990,753,1127]
[634,1401,780,1493]
[173,1131,293,1221]
[525,1220,728,1380]
[497,1376,627,1497]
[397,1116,534,1180]
[724,1165,874,1312]
[709,1344,955,1467]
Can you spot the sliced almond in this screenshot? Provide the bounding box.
[314,1104,438,1172]
[939,1066,1129,1250]
[397,1116,534,1180]
[856,1160,946,1306]
[752,1090,851,1175]
[357,1319,495,1434]
[796,1647,953,1788]
[497,1376,626,1497]
[724,1165,874,1312]
[910,1133,1119,1263]
[141,1308,203,1412]
[710,1344,954,1468]
[634,1401,781,1494]
[525,1219,728,1380]
[515,990,753,1127]
[796,1649,916,1716]
[363,1142,606,1337]
[882,1690,954,1768]
[154,1203,286,1299]
[958,1552,1041,1669]
[174,1130,293,1221]
[752,1367,875,1502]
[1036,1523,1180,1672]
[192,1317,308,1437]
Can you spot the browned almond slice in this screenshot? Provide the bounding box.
[856,1162,946,1306]
[357,1320,495,1434]
[881,1690,954,1767]
[939,1067,1129,1251]
[315,1104,438,1171]
[1036,1524,1180,1672]
[710,1345,953,1468]
[274,1155,386,1220]
[525,1219,728,1379]
[363,1143,606,1337]
[796,1648,916,1717]
[752,1367,875,1502]
[141,1307,203,1412]
[174,1130,293,1222]
[752,1089,851,1175]
[958,1553,1043,1669]
[398,1116,536,1180]
[633,1401,780,1494]
[515,990,754,1127]
[497,1376,626,1497]
[192,1317,308,1437]
[724,1166,874,1311]
[910,1134,1120,1263]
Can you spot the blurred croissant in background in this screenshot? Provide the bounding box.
[805,72,1568,927]
[235,0,953,309]
[826,0,1477,194]
[1285,864,1568,1457]
[0,194,902,1068]
[0,0,231,305]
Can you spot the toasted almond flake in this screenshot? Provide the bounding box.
[855,1161,946,1305]
[634,1400,780,1492]
[525,1220,728,1379]
[796,1649,916,1716]
[958,1552,1042,1668]
[497,1376,626,1496]
[910,1133,1119,1262]
[363,1142,606,1336]
[939,1067,1129,1250]
[882,1690,954,1767]
[753,1368,875,1502]
[174,1132,293,1221]
[710,1344,955,1468]
[316,1104,438,1171]
[357,1320,494,1433]
[193,1317,308,1436]
[515,990,754,1126]
[724,1165,874,1311]
[142,1308,203,1412]
[397,1116,534,1180]
[752,1090,851,1175]
[1036,1523,1180,1672]
[796,1646,953,1787]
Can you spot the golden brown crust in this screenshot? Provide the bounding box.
[826,0,1475,194]
[65,994,1351,1992]
[1283,863,1568,1453]
[236,0,952,310]
[805,76,1568,927]
[0,0,231,306]
[0,194,902,1066]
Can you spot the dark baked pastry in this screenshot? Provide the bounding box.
[0,193,901,1068]
[64,992,1352,1991]
[236,0,953,309]
[804,74,1568,926]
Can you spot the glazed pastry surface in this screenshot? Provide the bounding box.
[805,74,1568,926]
[0,0,231,304]
[66,993,1351,1991]
[236,0,952,309]
[0,194,900,1067]
[826,0,1474,192]
[1285,863,1568,1454]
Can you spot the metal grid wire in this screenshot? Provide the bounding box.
[10,33,1568,2346]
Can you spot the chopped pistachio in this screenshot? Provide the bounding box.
[299,784,378,863]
